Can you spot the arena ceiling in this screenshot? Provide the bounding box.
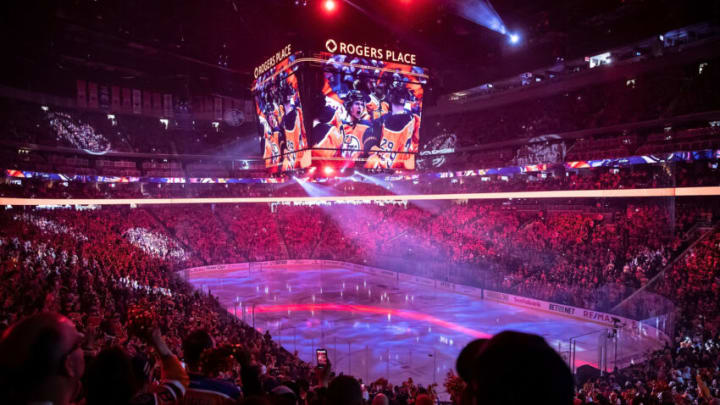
[1,0,716,96]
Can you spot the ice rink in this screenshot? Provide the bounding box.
[188,263,662,394]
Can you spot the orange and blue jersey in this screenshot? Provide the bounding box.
[311,123,343,161]
[281,107,310,170]
[341,120,374,165]
[365,113,420,170]
[263,126,283,170]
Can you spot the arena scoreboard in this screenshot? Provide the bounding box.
[252,40,429,173]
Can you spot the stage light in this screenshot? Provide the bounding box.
[508,33,520,44]
[324,166,335,175]
[324,0,336,12]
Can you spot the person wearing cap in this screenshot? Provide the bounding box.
[0,312,86,405]
[458,331,574,405]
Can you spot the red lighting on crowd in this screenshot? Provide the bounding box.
[323,0,336,12]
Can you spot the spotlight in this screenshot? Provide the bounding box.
[323,0,336,12]
[323,166,334,175]
[508,33,520,44]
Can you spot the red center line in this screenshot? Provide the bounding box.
[250,302,492,339]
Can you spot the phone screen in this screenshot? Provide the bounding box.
[316,349,328,368]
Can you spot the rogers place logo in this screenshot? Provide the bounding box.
[325,39,338,53]
[324,38,417,65]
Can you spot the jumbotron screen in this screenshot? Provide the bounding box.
[253,53,310,173]
[308,53,427,170]
[253,51,427,172]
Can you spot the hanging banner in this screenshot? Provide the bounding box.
[204,96,214,113]
[111,86,121,111]
[244,100,254,119]
[231,99,242,111]
[152,93,163,115]
[214,97,223,120]
[132,89,142,114]
[191,96,203,113]
[76,80,87,108]
[143,90,152,113]
[99,85,110,111]
[163,94,173,117]
[122,88,132,113]
[87,82,99,109]
[224,98,233,120]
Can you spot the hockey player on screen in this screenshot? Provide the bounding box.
[351,78,385,122]
[341,90,375,165]
[262,103,284,170]
[366,79,389,121]
[322,57,346,109]
[364,84,420,170]
[309,105,343,163]
[279,81,308,171]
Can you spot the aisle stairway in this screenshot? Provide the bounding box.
[212,207,251,262]
[271,208,291,259]
[143,207,209,266]
[308,216,328,259]
[610,221,720,314]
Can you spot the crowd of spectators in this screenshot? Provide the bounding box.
[570,310,720,404]
[0,193,719,403]
[3,200,716,317]
[0,206,313,404]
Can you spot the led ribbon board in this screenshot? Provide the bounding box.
[3,187,720,206]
